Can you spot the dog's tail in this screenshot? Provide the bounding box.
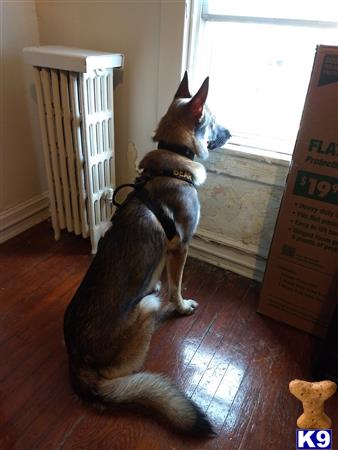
[94,372,214,436]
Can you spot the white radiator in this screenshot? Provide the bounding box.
[23,46,124,253]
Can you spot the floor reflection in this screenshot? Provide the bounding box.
[181,338,247,427]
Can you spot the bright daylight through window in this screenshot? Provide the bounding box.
[189,0,338,156]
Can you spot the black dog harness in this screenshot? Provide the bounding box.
[111,143,196,241]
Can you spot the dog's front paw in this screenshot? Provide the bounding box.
[177,299,198,315]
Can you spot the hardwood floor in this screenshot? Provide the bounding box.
[1,221,337,450]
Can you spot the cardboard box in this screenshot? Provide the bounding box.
[258,45,338,338]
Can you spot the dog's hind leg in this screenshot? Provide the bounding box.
[100,294,161,379]
[166,241,198,315]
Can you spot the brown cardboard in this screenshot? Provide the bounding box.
[258,45,338,338]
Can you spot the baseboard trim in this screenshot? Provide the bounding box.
[190,230,266,281]
[0,192,50,244]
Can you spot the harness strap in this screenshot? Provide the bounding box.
[133,188,177,241]
[111,182,176,240]
[112,183,140,208]
[111,168,196,241]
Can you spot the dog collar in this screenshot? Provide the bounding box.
[157,141,195,161]
[157,169,195,186]
[138,168,196,187]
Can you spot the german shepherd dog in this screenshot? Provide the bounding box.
[63,72,231,436]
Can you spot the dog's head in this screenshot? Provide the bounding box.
[154,72,231,160]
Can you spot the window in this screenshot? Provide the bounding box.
[188,0,338,156]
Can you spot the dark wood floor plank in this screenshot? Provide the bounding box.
[0,221,90,286]
[32,402,87,450]
[0,273,81,382]
[0,359,67,450]
[201,284,259,433]
[218,325,285,448]
[219,314,335,450]
[175,275,252,406]
[0,222,55,284]
[0,240,91,322]
[1,268,81,343]
[145,261,221,372]
[1,221,337,450]
[184,276,252,401]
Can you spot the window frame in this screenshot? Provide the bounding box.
[185,0,338,163]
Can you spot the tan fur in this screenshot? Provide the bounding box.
[98,372,204,431]
[100,295,160,379]
[166,242,197,314]
[153,99,197,149]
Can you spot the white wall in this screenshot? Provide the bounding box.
[0,1,46,212]
[35,0,163,185]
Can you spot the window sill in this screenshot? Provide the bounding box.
[213,142,292,167]
[203,143,291,188]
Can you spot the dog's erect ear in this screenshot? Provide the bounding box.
[188,77,209,119]
[174,71,191,99]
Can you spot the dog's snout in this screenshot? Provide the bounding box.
[207,126,231,150]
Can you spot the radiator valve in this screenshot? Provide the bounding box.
[103,188,114,204]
